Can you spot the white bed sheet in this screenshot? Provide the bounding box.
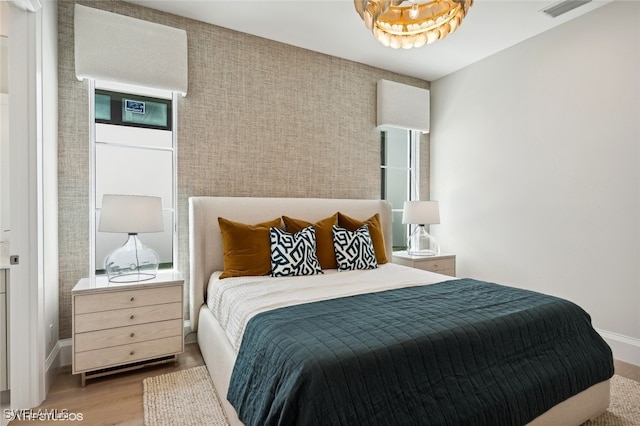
[206,263,454,352]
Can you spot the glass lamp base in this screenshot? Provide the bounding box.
[407,225,440,257]
[105,234,159,283]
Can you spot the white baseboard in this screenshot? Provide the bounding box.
[44,340,66,394]
[56,320,196,367]
[596,328,640,367]
[184,320,197,344]
[56,339,72,368]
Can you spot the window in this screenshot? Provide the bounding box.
[95,90,172,130]
[380,127,419,250]
[91,82,176,275]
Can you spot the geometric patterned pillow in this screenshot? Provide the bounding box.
[332,225,378,271]
[270,226,323,277]
[337,212,388,264]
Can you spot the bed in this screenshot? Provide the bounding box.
[189,196,613,426]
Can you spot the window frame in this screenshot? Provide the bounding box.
[89,80,177,277]
[380,128,421,251]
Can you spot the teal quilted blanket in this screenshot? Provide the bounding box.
[227,279,613,426]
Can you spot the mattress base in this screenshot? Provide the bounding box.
[197,304,609,426]
[198,304,242,426]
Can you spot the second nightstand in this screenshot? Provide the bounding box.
[392,252,456,277]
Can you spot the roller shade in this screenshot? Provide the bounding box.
[377,79,429,133]
[74,4,188,95]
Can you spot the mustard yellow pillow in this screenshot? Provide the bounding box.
[282,213,338,270]
[337,212,388,264]
[218,217,282,279]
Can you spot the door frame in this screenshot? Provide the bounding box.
[7,2,46,410]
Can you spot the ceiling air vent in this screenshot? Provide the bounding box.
[542,0,592,18]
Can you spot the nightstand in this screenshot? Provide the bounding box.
[72,270,184,386]
[392,252,456,277]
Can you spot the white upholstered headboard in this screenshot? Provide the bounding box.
[188,196,393,331]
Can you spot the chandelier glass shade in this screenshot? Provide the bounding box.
[354,0,473,49]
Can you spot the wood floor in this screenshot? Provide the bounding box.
[10,343,205,426]
[8,344,640,426]
[614,358,640,382]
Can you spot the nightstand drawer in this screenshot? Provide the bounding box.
[421,258,455,272]
[74,318,183,352]
[74,284,182,315]
[74,302,182,333]
[74,335,183,372]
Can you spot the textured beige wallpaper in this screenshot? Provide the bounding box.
[57,0,430,338]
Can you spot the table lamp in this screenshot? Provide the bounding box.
[98,194,164,282]
[402,200,440,256]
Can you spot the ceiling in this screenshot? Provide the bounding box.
[125,0,613,82]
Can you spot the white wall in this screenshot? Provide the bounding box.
[1,2,9,245]
[0,2,8,38]
[430,1,640,364]
[0,93,8,249]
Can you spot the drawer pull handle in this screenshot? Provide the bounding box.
[130,333,135,338]
[130,297,135,302]
[130,314,135,320]
[130,351,135,356]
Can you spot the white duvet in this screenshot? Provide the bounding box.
[207,263,454,352]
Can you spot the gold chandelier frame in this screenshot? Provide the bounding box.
[354,0,474,49]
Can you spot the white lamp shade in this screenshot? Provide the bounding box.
[99,194,164,234]
[377,79,430,132]
[74,4,188,95]
[402,201,440,225]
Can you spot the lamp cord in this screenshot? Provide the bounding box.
[133,233,141,274]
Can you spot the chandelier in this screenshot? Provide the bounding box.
[354,0,473,49]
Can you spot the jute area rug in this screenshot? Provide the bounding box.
[143,367,640,426]
[143,366,228,426]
